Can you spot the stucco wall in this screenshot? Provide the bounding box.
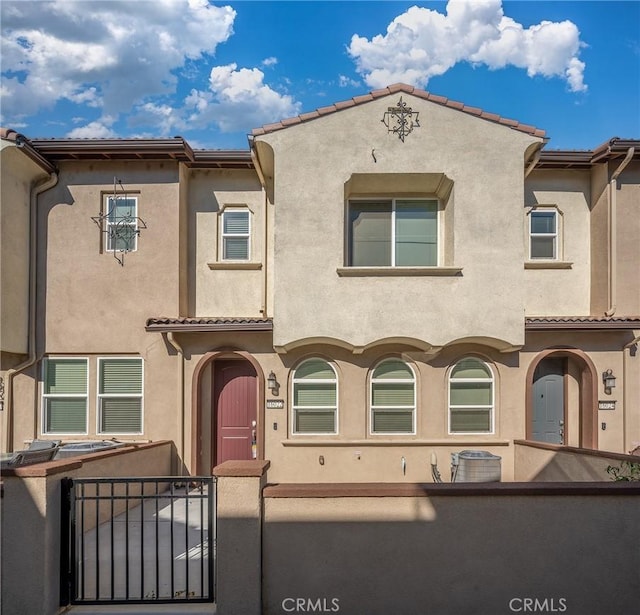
[0,142,50,357]
[0,441,174,615]
[262,484,640,615]
[616,160,640,315]
[256,94,541,350]
[524,169,591,315]
[514,440,640,481]
[10,161,183,447]
[188,168,266,317]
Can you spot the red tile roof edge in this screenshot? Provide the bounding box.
[252,83,546,139]
[525,316,640,330]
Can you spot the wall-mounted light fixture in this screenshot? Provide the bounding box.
[602,369,616,395]
[267,371,280,396]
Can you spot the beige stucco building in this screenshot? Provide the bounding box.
[1,84,638,482]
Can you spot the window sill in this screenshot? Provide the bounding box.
[336,267,463,277]
[282,439,510,447]
[208,262,263,270]
[524,261,573,270]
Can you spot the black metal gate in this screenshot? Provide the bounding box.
[61,477,215,605]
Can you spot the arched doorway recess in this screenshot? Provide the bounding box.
[191,350,264,474]
[526,348,598,449]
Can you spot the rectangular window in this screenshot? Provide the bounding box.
[349,199,437,266]
[530,210,557,259]
[42,358,88,434]
[98,358,143,434]
[105,196,138,252]
[221,209,250,260]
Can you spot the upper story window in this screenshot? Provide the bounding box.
[370,359,416,434]
[348,199,438,267]
[105,196,139,252]
[98,358,143,434]
[221,209,250,260]
[448,358,494,434]
[42,358,88,435]
[529,209,558,260]
[292,359,337,435]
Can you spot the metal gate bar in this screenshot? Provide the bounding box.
[61,476,214,605]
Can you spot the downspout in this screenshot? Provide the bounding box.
[166,332,185,476]
[605,146,635,316]
[262,188,269,318]
[5,171,58,452]
[622,334,640,453]
[250,139,270,318]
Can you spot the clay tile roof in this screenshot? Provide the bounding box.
[145,317,273,332]
[525,316,640,330]
[252,83,545,139]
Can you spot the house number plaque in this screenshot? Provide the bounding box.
[598,401,616,410]
[266,399,284,409]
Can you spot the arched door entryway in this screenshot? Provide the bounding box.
[526,349,598,449]
[191,351,264,474]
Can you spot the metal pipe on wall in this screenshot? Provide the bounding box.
[5,171,58,451]
[606,146,635,316]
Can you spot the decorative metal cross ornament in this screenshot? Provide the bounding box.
[381,97,420,142]
[92,178,147,266]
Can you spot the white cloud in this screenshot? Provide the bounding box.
[338,75,360,88]
[0,0,236,120]
[185,63,301,133]
[348,0,587,93]
[262,57,278,67]
[66,116,117,138]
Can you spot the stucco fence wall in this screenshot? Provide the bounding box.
[0,441,175,615]
[213,461,640,615]
[514,439,640,481]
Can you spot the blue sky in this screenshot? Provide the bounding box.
[1,1,638,150]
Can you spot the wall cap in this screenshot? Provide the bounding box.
[514,439,640,462]
[213,459,271,477]
[264,481,640,498]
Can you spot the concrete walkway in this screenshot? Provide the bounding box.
[65,604,215,614]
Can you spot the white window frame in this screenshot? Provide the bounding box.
[448,358,495,435]
[369,359,417,435]
[529,208,559,260]
[41,357,89,436]
[97,357,144,436]
[220,207,251,261]
[291,359,338,436]
[104,195,139,253]
[348,197,440,267]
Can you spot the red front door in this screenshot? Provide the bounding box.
[214,360,258,465]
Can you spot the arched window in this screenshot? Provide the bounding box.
[292,359,337,434]
[370,359,416,434]
[449,358,494,434]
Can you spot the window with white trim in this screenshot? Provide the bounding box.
[529,209,558,260]
[105,195,139,252]
[448,358,494,434]
[42,358,88,434]
[348,199,438,266]
[221,209,250,260]
[292,359,337,434]
[98,357,143,434]
[370,359,416,434]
